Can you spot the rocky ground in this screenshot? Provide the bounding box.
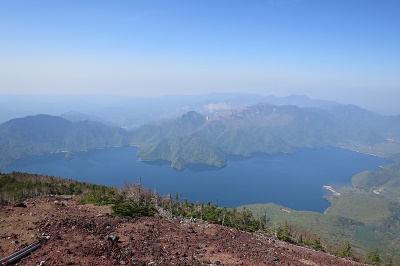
[1,197,365,265]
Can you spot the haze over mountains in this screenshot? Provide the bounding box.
[1,94,399,172]
[0,93,354,128]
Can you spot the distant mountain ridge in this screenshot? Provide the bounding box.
[132,103,400,170]
[0,93,342,129]
[1,100,400,171]
[158,94,339,124]
[0,114,131,168]
[59,111,117,127]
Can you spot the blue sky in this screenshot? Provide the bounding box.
[0,0,399,113]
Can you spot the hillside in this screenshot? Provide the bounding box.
[0,114,131,168]
[1,197,367,266]
[352,161,400,202]
[239,186,400,263]
[137,135,226,170]
[132,103,400,170]
[0,172,365,266]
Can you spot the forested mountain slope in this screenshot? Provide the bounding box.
[0,114,131,168]
[132,103,400,170]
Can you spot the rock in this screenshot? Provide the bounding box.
[198,242,207,249]
[107,234,119,244]
[40,235,51,241]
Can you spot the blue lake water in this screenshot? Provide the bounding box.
[3,146,388,213]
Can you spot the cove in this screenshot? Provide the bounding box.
[3,146,388,213]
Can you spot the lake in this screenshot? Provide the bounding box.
[3,146,388,213]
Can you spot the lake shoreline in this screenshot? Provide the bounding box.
[334,145,384,158]
[323,185,340,196]
[3,146,387,213]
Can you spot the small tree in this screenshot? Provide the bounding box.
[364,248,381,265]
[276,221,292,242]
[337,241,353,258]
[384,257,394,266]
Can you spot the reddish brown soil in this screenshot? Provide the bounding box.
[1,197,364,265]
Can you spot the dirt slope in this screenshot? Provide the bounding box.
[0,197,364,265]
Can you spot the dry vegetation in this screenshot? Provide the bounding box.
[1,196,364,266]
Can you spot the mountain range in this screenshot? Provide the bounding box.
[131,103,400,170]
[0,93,338,129]
[1,99,399,171]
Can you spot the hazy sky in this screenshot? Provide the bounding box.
[1,0,399,113]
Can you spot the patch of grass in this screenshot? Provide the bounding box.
[326,190,391,225]
[240,191,400,262]
[0,172,120,206]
